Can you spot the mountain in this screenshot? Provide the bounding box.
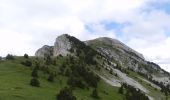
[85,37,170,83]
[0,34,170,100]
[34,34,170,100]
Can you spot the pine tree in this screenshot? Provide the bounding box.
[30,77,40,87]
[57,87,76,100]
[45,55,52,65]
[47,74,54,82]
[24,54,29,59]
[6,54,14,60]
[118,85,124,94]
[109,69,113,75]
[31,68,38,78]
[91,88,99,99]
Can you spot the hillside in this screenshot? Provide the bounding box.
[0,34,170,100]
[0,56,124,100]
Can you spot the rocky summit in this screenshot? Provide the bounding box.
[35,34,71,57]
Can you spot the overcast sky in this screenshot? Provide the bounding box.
[0,0,170,71]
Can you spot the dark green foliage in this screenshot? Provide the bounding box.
[109,69,113,75]
[41,65,50,74]
[24,54,29,59]
[6,54,14,60]
[30,77,40,87]
[21,60,32,67]
[34,62,40,70]
[51,59,57,65]
[60,56,100,88]
[30,62,40,87]
[47,74,54,82]
[58,54,63,57]
[95,65,101,71]
[160,83,170,97]
[45,55,52,65]
[91,88,99,99]
[54,35,101,88]
[57,87,76,100]
[65,68,70,76]
[122,83,149,100]
[59,64,66,75]
[115,73,118,77]
[70,65,100,88]
[0,56,2,60]
[67,75,85,89]
[118,85,124,94]
[65,34,98,65]
[31,68,38,78]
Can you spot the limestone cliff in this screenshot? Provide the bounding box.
[35,34,72,57]
[35,45,53,57]
[53,34,72,56]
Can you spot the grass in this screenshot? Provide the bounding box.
[0,60,66,100]
[0,57,124,100]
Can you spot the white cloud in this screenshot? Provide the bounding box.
[0,0,147,55]
[0,29,34,56]
[135,37,170,71]
[122,10,170,71]
[0,0,170,72]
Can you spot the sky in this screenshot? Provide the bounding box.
[0,0,170,72]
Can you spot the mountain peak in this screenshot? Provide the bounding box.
[87,37,145,60]
[57,34,70,38]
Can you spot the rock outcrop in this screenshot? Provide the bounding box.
[35,45,53,57]
[35,34,72,57]
[53,34,71,56]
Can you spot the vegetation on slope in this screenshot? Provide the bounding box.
[0,55,124,100]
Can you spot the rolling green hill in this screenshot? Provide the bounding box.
[0,56,124,100]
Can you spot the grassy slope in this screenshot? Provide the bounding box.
[0,57,123,100]
[127,70,167,100]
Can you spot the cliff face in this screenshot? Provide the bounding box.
[35,34,72,57]
[35,45,53,57]
[53,34,72,57]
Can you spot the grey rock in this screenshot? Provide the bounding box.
[53,34,72,56]
[35,34,72,57]
[92,37,144,59]
[35,45,53,57]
